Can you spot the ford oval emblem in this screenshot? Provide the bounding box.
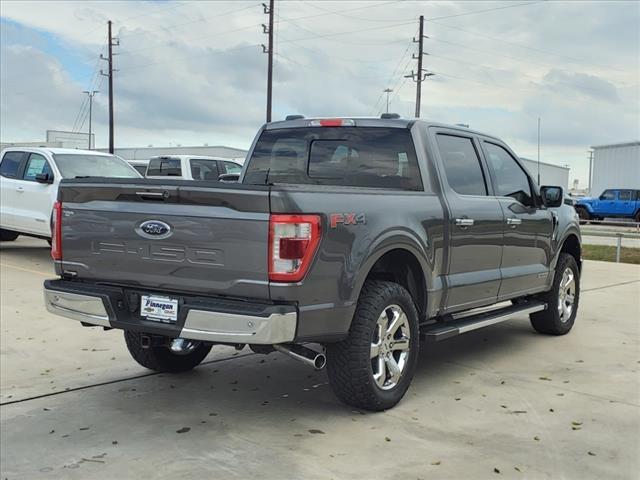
[136,220,172,240]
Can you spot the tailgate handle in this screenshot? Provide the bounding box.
[135,191,169,200]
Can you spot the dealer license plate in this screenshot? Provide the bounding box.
[140,295,178,323]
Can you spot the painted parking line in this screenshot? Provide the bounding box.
[0,262,52,277]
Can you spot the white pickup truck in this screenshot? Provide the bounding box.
[145,155,243,180]
[0,147,140,241]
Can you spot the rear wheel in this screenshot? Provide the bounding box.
[530,253,580,335]
[0,229,19,241]
[124,331,212,373]
[326,280,420,411]
[575,207,590,225]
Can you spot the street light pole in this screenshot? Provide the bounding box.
[383,88,393,114]
[82,90,99,149]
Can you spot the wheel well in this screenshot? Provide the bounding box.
[365,249,427,318]
[560,234,582,271]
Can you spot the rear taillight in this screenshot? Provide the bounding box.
[269,214,321,282]
[51,201,62,260]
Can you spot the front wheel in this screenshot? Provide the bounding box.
[124,331,212,373]
[530,253,580,335]
[575,207,590,225]
[0,229,19,241]
[326,280,420,411]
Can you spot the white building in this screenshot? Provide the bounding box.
[589,141,640,196]
[519,157,570,189]
[97,145,247,162]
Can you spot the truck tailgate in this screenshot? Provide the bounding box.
[58,180,271,300]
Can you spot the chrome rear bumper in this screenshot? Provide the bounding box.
[43,285,297,344]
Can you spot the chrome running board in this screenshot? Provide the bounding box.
[422,301,546,342]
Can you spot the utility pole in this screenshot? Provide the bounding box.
[405,15,434,118]
[100,20,118,153]
[537,117,541,185]
[262,0,275,123]
[82,90,99,149]
[383,88,393,114]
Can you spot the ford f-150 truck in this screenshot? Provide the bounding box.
[574,189,640,223]
[43,116,582,411]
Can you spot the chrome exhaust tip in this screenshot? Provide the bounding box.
[274,344,326,370]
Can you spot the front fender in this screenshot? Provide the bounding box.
[576,202,595,214]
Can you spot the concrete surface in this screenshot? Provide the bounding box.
[1,237,639,479]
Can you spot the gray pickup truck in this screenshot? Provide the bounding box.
[43,116,581,411]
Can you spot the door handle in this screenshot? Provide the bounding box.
[506,217,522,227]
[455,218,474,227]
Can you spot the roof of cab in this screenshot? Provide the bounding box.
[148,154,241,163]
[1,146,115,156]
[263,116,501,141]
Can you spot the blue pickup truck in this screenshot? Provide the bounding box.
[575,189,640,223]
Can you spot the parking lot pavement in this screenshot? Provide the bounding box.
[1,237,639,479]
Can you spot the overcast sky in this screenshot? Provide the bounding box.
[1,0,639,186]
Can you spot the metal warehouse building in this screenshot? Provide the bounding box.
[519,157,570,189]
[589,141,640,196]
[96,145,248,162]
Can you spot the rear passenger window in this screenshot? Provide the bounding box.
[23,153,53,181]
[220,161,242,175]
[147,158,181,176]
[0,151,23,178]
[190,159,219,180]
[619,190,631,201]
[436,134,487,196]
[484,143,534,207]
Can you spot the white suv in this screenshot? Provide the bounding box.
[0,147,140,241]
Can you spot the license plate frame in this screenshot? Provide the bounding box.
[140,295,179,323]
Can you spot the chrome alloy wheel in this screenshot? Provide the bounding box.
[558,267,576,323]
[370,304,411,390]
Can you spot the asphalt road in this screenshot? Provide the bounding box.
[1,237,639,479]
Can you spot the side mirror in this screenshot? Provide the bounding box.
[540,186,563,208]
[218,173,240,183]
[35,173,53,184]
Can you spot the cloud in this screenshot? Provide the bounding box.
[1,0,639,187]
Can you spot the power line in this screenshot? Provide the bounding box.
[298,0,415,23]
[371,39,416,114]
[425,1,543,22]
[116,3,262,44]
[117,44,261,75]
[425,19,630,75]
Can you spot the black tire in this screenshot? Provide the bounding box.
[635,210,640,223]
[124,331,212,373]
[326,280,420,411]
[0,229,19,241]
[530,253,580,335]
[575,207,590,225]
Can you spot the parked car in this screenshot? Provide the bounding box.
[144,155,243,180]
[575,189,640,223]
[43,117,581,411]
[0,147,140,241]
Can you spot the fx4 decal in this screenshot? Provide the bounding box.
[330,213,366,228]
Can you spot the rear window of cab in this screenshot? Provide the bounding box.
[243,127,423,191]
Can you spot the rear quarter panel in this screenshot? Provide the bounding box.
[270,186,445,340]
